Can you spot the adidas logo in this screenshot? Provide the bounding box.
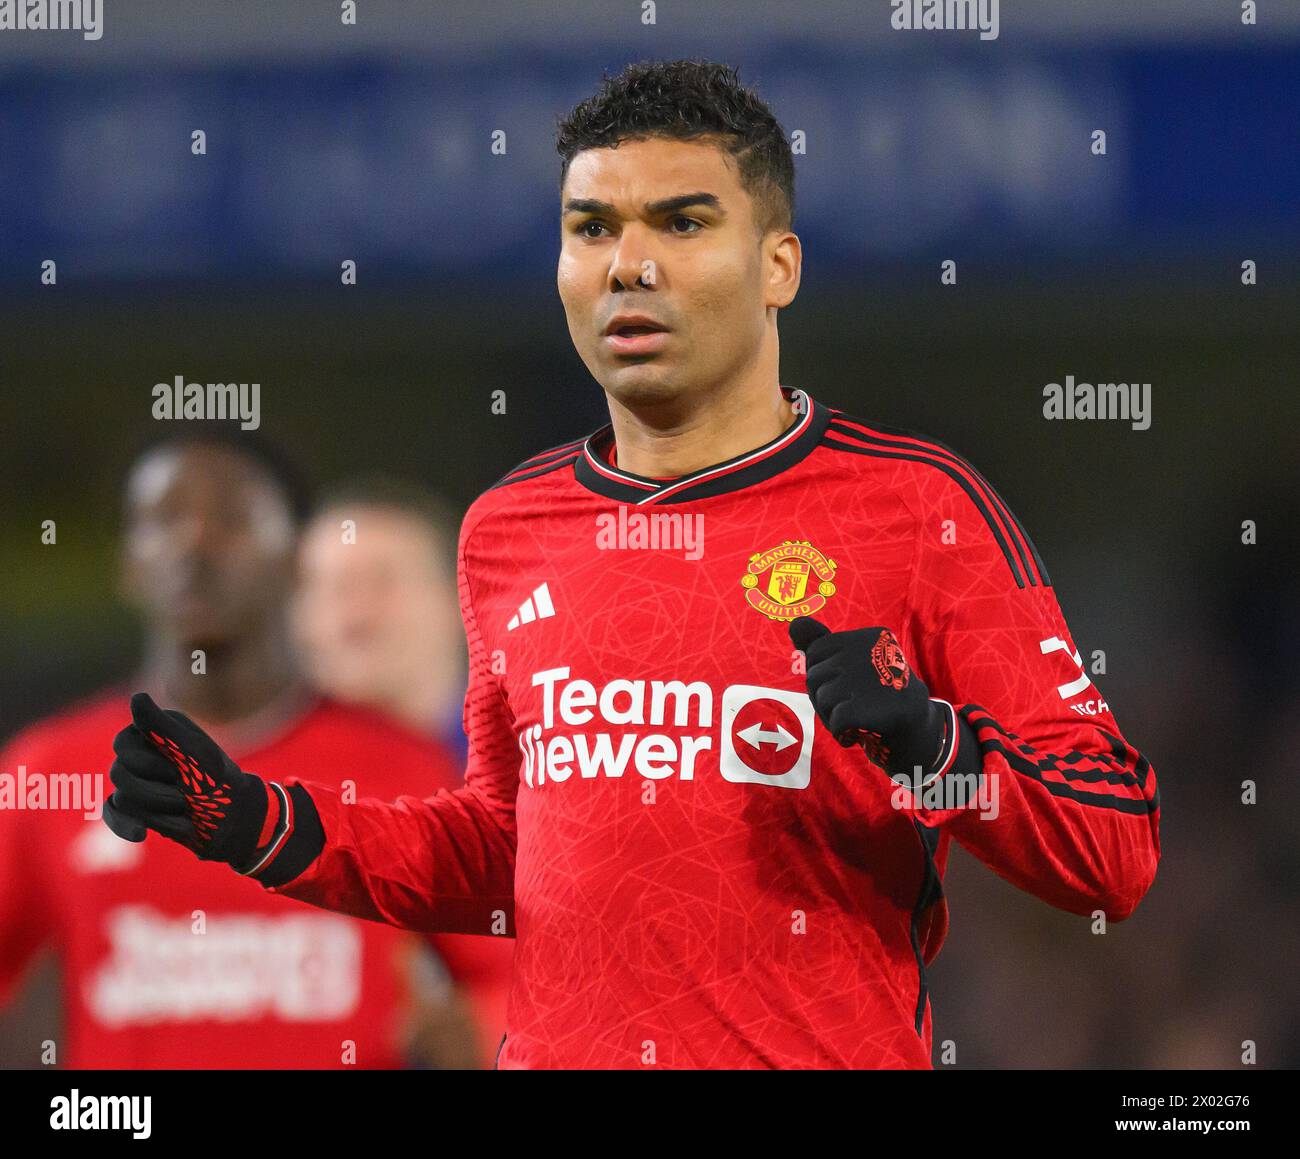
[507,582,555,631]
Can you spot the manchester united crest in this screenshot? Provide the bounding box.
[740,540,837,621]
[871,629,909,690]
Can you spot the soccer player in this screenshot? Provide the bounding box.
[293,477,515,1058]
[294,479,470,760]
[0,428,497,1068]
[102,60,1161,1069]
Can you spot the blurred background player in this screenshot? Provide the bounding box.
[294,478,469,760]
[0,426,498,1068]
[293,477,514,1060]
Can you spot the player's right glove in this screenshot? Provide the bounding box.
[789,617,968,791]
[104,691,294,878]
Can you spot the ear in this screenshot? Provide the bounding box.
[764,230,801,310]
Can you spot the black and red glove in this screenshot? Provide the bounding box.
[104,692,316,883]
[789,617,970,790]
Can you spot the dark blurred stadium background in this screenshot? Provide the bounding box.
[1,0,1297,1067]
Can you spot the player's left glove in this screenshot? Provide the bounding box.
[104,692,280,873]
[789,617,962,789]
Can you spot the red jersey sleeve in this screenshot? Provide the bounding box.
[264,515,520,936]
[903,468,1161,921]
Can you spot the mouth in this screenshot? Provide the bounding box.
[603,318,671,356]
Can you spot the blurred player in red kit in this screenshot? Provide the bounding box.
[0,428,501,1068]
[293,478,514,1063]
[295,480,471,761]
[102,61,1161,1069]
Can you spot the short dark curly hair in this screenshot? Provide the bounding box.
[125,422,313,527]
[555,59,795,235]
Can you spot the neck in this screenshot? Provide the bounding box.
[139,619,307,742]
[607,354,793,479]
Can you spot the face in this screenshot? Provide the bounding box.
[557,136,800,407]
[293,506,459,708]
[121,444,297,646]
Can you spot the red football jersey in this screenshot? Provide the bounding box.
[0,692,513,1068]
[261,386,1161,1068]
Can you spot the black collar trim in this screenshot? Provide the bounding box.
[573,386,831,505]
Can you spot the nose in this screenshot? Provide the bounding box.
[608,225,658,293]
[174,511,217,551]
[164,511,233,576]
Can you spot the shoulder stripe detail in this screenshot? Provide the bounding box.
[489,452,579,491]
[824,415,1050,587]
[822,432,1031,588]
[498,437,588,482]
[830,415,1050,585]
[827,415,1043,585]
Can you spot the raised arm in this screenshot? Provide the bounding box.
[793,465,1159,922]
[905,470,1161,920]
[103,523,522,936]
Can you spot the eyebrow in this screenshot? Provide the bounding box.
[562,192,725,218]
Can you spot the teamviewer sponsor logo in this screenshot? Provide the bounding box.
[88,906,362,1024]
[518,667,814,789]
[719,684,815,789]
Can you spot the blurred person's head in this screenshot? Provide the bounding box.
[555,59,800,411]
[293,477,464,732]
[120,425,310,652]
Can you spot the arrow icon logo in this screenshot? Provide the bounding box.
[737,721,797,752]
